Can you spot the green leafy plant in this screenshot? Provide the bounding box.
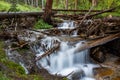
[0,1,11,11]
[34,19,52,29]
[0,72,10,80]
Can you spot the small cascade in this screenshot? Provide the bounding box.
[58,20,78,36]
[30,20,99,80]
[58,20,76,29]
[31,37,98,80]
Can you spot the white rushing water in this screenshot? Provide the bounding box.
[32,20,99,80]
[33,37,98,80]
[58,20,76,29]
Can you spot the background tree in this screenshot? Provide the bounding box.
[43,0,53,24]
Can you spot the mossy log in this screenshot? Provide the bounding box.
[0,12,44,19]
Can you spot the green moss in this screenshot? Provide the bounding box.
[63,78,68,80]
[0,41,46,80]
[0,72,10,80]
[0,1,41,12]
[0,41,25,78]
[0,1,11,11]
[0,41,25,75]
[34,19,52,29]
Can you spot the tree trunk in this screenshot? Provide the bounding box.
[27,0,31,5]
[42,0,44,9]
[75,0,78,10]
[43,0,53,24]
[24,0,27,4]
[92,0,98,6]
[31,0,34,6]
[65,0,68,9]
[35,0,38,7]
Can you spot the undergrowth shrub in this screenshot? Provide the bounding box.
[34,19,52,29]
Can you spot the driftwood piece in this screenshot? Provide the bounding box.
[75,33,120,52]
[35,43,60,61]
[0,12,44,19]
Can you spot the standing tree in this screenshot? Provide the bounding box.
[75,0,78,9]
[89,0,98,6]
[65,0,68,9]
[43,0,53,24]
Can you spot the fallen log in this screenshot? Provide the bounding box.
[0,12,44,19]
[75,33,120,52]
[102,17,120,22]
[35,43,60,61]
[77,7,118,20]
[53,14,84,18]
[52,9,110,12]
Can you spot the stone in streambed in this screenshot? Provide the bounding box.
[114,58,120,65]
[112,76,120,80]
[90,47,106,63]
[94,67,114,80]
[69,69,85,80]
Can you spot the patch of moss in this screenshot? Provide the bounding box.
[0,41,46,80]
[0,41,25,78]
[34,19,52,29]
[0,72,10,80]
[0,41,25,74]
[63,78,68,80]
[0,1,11,11]
[0,1,41,12]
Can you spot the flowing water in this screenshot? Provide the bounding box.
[58,20,76,29]
[31,20,99,80]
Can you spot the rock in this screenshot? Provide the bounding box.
[94,67,114,79]
[104,38,120,57]
[114,58,120,65]
[90,47,106,63]
[112,76,120,80]
[69,69,85,80]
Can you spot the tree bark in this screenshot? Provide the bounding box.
[75,0,78,10]
[92,0,98,6]
[65,0,68,9]
[42,0,44,9]
[43,0,53,24]
[75,33,120,53]
[0,12,44,19]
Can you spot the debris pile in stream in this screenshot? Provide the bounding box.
[0,7,120,80]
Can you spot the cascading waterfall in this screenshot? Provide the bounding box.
[58,20,75,29]
[31,20,99,80]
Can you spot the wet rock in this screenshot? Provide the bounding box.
[69,69,85,80]
[114,58,120,65]
[90,47,106,63]
[104,38,120,57]
[94,67,114,79]
[112,76,120,80]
